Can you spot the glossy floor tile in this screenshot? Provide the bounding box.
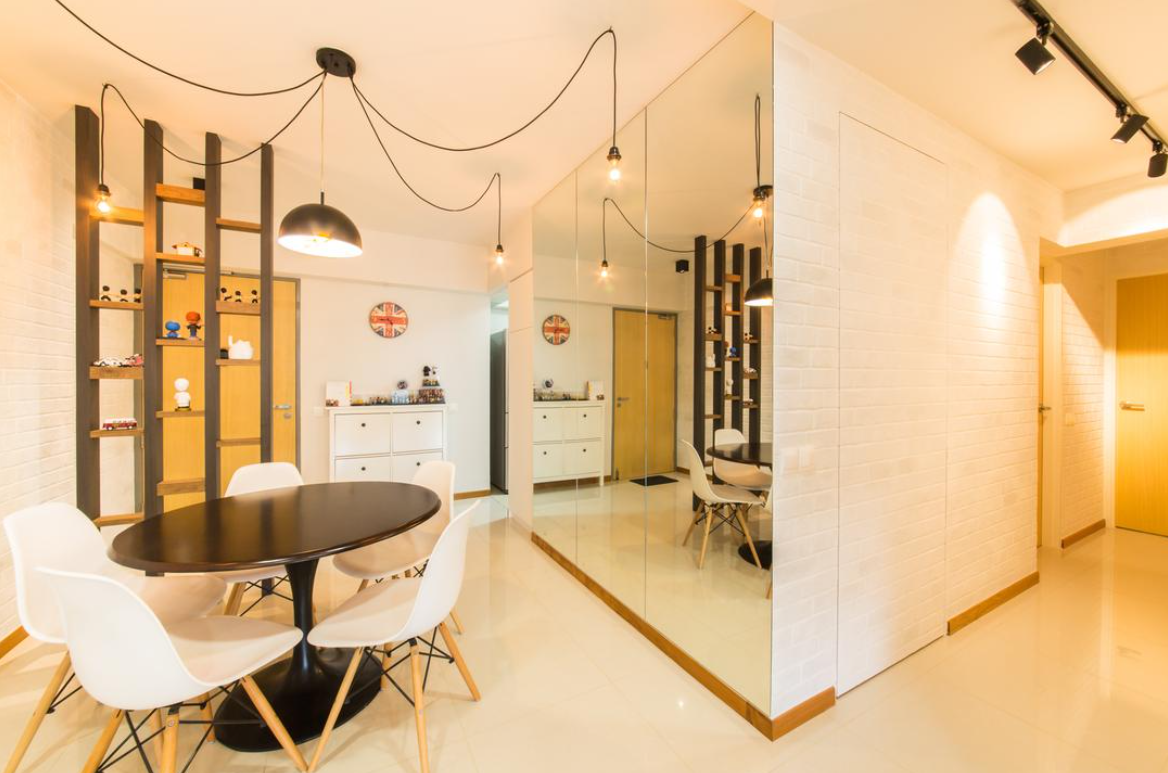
[3,507,1168,772]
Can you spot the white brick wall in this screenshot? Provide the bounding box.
[771,23,1060,715]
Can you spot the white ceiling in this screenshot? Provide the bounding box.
[748,0,1168,192]
[2,0,752,246]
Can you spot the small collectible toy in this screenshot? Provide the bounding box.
[220,286,230,302]
[234,290,243,303]
[173,378,191,411]
[100,417,138,432]
[164,320,181,339]
[133,288,142,304]
[172,241,202,257]
[100,285,112,301]
[250,290,259,305]
[727,346,739,358]
[185,311,202,339]
[119,288,130,302]
[705,324,719,335]
[91,354,143,368]
[744,333,758,344]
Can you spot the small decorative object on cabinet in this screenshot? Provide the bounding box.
[369,301,409,339]
[392,380,410,405]
[418,364,445,404]
[164,320,181,339]
[542,314,570,345]
[328,405,447,483]
[533,401,606,485]
[325,381,352,408]
[587,381,605,400]
[173,378,192,411]
[227,335,253,360]
[185,311,202,339]
[172,241,202,257]
[101,417,138,431]
[100,285,111,301]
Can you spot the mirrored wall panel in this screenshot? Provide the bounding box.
[532,14,773,715]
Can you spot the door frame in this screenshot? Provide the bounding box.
[610,306,679,480]
[1040,260,1063,549]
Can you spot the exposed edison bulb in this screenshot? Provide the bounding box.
[600,258,610,279]
[607,146,622,182]
[95,183,113,215]
[751,196,765,219]
[751,185,772,220]
[494,243,505,265]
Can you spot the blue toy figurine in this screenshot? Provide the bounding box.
[164,320,181,339]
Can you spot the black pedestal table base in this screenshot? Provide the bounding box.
[738,540,772,570]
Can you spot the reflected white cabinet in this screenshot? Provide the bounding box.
[329,406,446,483]
[532,401,605,484]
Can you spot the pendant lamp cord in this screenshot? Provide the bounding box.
[754,94,762,189]
[603,197,753,255]
[320,75,326,204]
[497,173,504,245]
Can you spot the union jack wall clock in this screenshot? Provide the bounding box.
[369,302,409,339]
[542,314,570,345]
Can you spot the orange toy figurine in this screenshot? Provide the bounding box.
[185,311,202,340]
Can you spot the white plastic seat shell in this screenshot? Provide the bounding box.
[712,428,773,491]
[214,462,303,587]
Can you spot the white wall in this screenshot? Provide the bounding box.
[769,22,1062,717]
[1061,173,1168,248]
[298,277,490,494]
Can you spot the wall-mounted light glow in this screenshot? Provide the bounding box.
[95,183,112,214]
[494,243,505,265]
[1016,23,1055,75]
[607,146,622,181]
[600,258,610,278]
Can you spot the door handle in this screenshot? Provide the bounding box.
[275,403,292,410]
[1121,401,1146,411]
[1038,404,1051,413]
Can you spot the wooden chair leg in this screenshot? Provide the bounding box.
[147,709,166,764]
[409,642,430,773]
[80,708,124,773]
[697,504,715,569]
[199,692,216,743]
[683,503,705,546]
[3,651,72,773]
[223,583,246,616]
[158,706,180,773]
[438,623,480,701]
[307,649,363,773]
[241,676,308,772]
[357,579,369,593]
[448,609,465,635]
[734,505,763,569]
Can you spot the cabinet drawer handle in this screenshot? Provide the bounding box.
[360,466,366,471]
[360,422,366,428]
[416,420,421,425]
[542,451,547,456]
[582,448,587,453]
[583,414,587,418]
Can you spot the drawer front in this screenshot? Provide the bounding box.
[565,440,602,475]
[334,455,393,482]
[391,451,445,483]
[571,406,603,440]
[533,407,563,443]
[392,412,444,452]
[334,414,393,457]
[533,444,564,479]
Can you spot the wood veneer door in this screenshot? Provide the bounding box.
[646,313,677,475]
[1116,273,1168,536]
[612,309,676,479]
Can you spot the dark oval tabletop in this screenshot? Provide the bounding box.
[708,442,773,467]
[109,481,440,574]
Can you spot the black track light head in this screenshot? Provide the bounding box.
[1016,23,1055,75]
[1112,109,1150,144]
[1150,143,1168,179]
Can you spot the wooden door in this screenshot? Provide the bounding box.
[613,309,676,479]
[1116,273,1168,535]
[1037,266,1044,547]
[161,271,297,509]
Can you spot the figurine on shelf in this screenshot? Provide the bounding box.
[119,288,130,303]
[250,290,259,305]
[744,333,758,344]
[172,241,202,257]
[133,288,142,304]
[705,353,716,368]
[705,324,719,336]
[164,320,181,339]
[744,366,758,376]
[727,346,739,358]
[101,417,138,432]
[174,378,191,411]
[227,336,254,360]
[234,290,243,303]
[185,311,202,339]
[220,287,230,303]
[100,285,112,302]
[392,379,410,405]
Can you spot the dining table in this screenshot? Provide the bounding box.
[707,442,773,570]
[109,481,440,752]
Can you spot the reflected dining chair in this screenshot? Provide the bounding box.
[307,501,482,773]
[681,441,763,570]
[712,428,772,505]
[2,503,226,773]
[332,461,465,633]
[42,567,308,773]
[215,462,303,616]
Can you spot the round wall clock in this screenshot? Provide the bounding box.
[542,314,570,345]
[369,302,409,338]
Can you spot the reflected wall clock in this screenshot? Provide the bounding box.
[542,314,570,345]
[369,302,409,338]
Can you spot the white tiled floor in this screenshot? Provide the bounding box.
[4,500,1168,772]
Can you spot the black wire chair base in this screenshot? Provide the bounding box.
[344,627,455,710]
[237,576,293,617]
[45,671,82,714]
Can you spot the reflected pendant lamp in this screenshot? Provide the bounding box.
[744,276,773,307]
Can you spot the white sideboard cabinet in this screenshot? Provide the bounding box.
[532,400,605,484]
[328,405,447,483]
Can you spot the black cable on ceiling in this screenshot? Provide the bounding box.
[604,197,755,255]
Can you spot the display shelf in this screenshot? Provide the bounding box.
[156,338,204,347]
[89,366,142,380]
[90,299,143,311]
[156,410,205,418]
[216,217,261,233]
[216,301,260,315]
[217,437,261,448]
[90,428,143,438]
[157,477,205,496]
[216,358,260,366]
[93,513,144,527]
[90,206,144,226]
[155,183,205,206]
[156,252,204,266]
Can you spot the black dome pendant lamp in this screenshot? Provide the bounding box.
[278,49,363,259]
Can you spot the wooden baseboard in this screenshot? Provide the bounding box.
[947,571,1039,635]
[532,531,822,741]
[0,627,28,662]
[533,475,610,491]
[454,489,492,501]
[1061,519,1105,549]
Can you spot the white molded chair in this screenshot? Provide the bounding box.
[332,461,465,633]
[681,441,763,569]
[41,567,307,773]
[306,501,482,773]
[216,462,303,615]
[712,428,773,497]
[2,503,225,773]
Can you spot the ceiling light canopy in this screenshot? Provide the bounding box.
[1016,23,1055,75]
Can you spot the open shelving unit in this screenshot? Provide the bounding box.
[75,106,275,522]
